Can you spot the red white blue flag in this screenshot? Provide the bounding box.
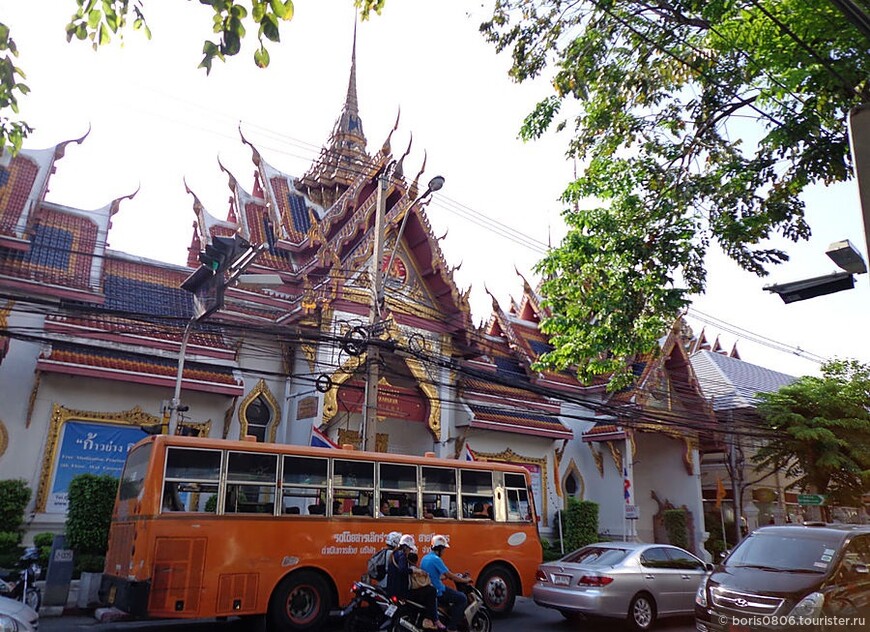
[310,425,339,449]
[623,466,631,504]
[463,442,476,461]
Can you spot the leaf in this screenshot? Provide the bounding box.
[254,46,270,68]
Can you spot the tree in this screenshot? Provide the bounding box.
[0,0,384,154]
[753,359,870,510]
[481,1,870,388]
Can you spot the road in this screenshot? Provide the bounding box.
[41,598,696,632]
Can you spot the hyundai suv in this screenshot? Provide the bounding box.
[695,524,870,631]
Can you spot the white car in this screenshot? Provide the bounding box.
[0,595,38,631]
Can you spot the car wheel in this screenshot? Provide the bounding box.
[477,564,516,616]
[268,570,331,631]
[627,592,656,631]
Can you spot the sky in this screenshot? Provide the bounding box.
[4,0,870,379]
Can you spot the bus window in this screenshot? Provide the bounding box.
[422,466,456,519]
[282,455,327,516]
[505,473,532,522]
[379,463,418,518]
[225,451,278,515]
[461,469,494,519]
[119,443,152,501]
[162,447,221,513]
[333,459,375,516]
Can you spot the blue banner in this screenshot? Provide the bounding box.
[47,421,147,513]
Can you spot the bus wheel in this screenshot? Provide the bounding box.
[477,564,515,616]
[269,571,330,631]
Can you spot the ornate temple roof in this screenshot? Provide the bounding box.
[296,24,372,209]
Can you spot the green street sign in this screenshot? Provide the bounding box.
[797,494,826,506]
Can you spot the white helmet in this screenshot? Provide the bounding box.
[386,531,402,547]
[431,534,449,549]
[399,534,418,552]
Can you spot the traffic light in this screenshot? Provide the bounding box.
[181,234,252,320]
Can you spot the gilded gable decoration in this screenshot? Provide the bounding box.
[588,444,604,477]
[606,441,623,474]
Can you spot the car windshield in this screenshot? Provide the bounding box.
[562,546,629,566]
[725,533,837,573]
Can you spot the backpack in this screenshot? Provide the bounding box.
[367,547,390,581]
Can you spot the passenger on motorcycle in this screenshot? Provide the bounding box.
[386,534,439,630]
[420,534,471,632]
[373,531,403,590]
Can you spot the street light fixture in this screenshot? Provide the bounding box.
[764,238,867,303]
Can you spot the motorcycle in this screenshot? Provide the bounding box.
[0,546,42,611]
[341,580,397,632]
[391,575,491,632]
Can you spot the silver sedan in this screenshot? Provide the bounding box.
[532,541,711,630]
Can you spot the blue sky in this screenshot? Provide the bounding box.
[4,0,869,378]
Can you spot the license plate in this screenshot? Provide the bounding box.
[552,574,570,586]
[385,604,397,617]
[108,585,117,604]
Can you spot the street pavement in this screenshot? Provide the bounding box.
[38,598,697,632]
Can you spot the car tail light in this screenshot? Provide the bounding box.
[578,575,613,586]
[535,569,548,582]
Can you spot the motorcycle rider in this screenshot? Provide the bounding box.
[386,534,439,630]
[420,535,471,632]
[376,531,403,590]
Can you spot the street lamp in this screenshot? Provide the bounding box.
[764,239,867,303]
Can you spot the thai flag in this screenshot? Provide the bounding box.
[463,443,476,461]
[623,467,631,504]
[310,426,338,449]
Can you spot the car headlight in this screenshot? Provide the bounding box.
[787,591,824,618]
[695,582,708,607]
[0,614,20,632]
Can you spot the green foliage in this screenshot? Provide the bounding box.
[74,553,106,575]
[482,1,869,387]
[204,494,217,513]
[0,531,20,554]
[753,359,870,507]
[34,532,56,569]
[541,538,563,561]
[65,474,118,555]
[0,22,31,154]
[703,512,735,560]
[0,479,31,534]
[663,509,689,550]
[563,498,599,552]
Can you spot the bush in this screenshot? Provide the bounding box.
[33,532,56,569]
[74,553,106,575]
[563,498,599,553]
[0,531,20,554]
[0,479,31,534]
[66,474,118,555]
[663,509,689,550]
[541,539,564,561]
[704,512,737,560]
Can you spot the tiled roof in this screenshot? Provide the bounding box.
[0,156,39,234]
[467,403,572,439]
[581,422,624,440]
[37,342,242,394]
[689,350,797,410]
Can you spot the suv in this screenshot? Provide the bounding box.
[695,524,870,631]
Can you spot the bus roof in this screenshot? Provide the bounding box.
[137,434,533,476]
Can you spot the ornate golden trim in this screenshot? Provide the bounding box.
[588,444,604,477]
[25,372,41,429]
[0,420,8,459]
[322,323,440,439]
[606,441,623,474]
[238,379,281,443]
[562,458,584,499]
[461,447,549,526]
[337,429,389,453]
[176,419,212,438]
[683,436,697,476]
[35,404,161,513]
[301,343,317,372]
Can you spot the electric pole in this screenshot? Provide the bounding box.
[362,164,392,452]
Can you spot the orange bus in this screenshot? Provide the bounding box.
[100,434,543,630]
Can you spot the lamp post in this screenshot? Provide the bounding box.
[361,172,445,451]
